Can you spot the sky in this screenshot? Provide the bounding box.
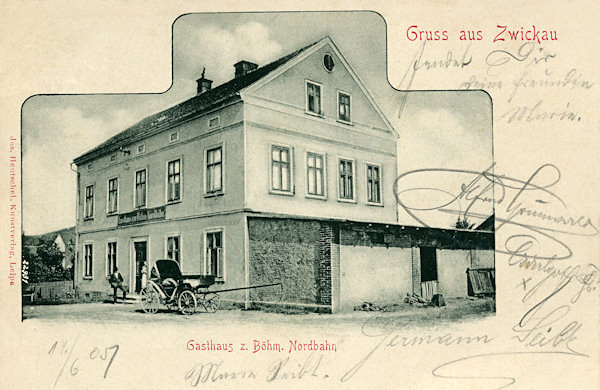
[21,11,492,235]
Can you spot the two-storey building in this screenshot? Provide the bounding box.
[73,37,493,312]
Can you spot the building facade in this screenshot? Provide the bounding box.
[73,37,493,312]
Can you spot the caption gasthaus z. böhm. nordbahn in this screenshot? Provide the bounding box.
[186,339,338,354]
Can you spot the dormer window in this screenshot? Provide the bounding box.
[306,80,323,116]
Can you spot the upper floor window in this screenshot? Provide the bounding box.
[366,164,382,205]
[205,230,223,279]
[107,241,117,275]
[169,131,180,143]
[338,92,351,123]
[166,235,180,263]
[307,152,325,197]
[323,53,335,72]
[107,178,118,214]
[208,116,220,129]
[167,159,181,203]
[271,145,292,193]
[137,143,146,154]
[84,185,94,219]
[306,81,322,115]
[338,159,355,201]
[110,154,117,163]
[135,169,147,208]
[206,147,223,194]
[84,243,93,278]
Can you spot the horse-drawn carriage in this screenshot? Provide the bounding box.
[140,259,219,315]
[140,259,281,315]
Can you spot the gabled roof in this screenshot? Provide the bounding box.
[241,36,398,139]
[475,214,495,232]
[73,38,324,165]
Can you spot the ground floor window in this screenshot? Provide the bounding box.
[84,243,93,278]
[107,241,117,275]
[205,230,223,278]
[166,236,180,263]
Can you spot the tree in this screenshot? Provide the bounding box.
[455,216,475,230]
[22,240,71,283]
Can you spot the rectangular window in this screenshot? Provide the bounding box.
[338,159,354,200]
[84,185,94,219]
[107,178,118,214]
[206,147,222,193]
[208,116,220,129]
[167,159,181,202]
[306,81,322,115]
[107,241,117,275]
[271,146,292,192]
[307,152,325,197]
[84,243,93,278]
[338,92,351,122]
[137,144,145,154]
[205,231,223,278]
[169,131,179,142]
[110,154,117,163]
[166,236,180,263]
[366,164,382,204]
[135,169,147,208]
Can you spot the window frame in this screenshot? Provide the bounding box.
[204,145,224,196]
[165,234,181,265]
[84,184,94,220]
[134,168,148,209]
[169,131,180,143]
[305,80,323,116]
[208,116,221,129]
[83,242,93,279]
[269,144,294,196]
[106,177,119,215]
[106,240,117,276]
[337,157,357,203]
[337,90,352,124]
[305,151,327,200]
[137,143,146,154]
[166,158,182,204]
[365,162,383,206]
[203,228,225,281]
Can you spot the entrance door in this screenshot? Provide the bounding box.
[420,247,438,301]
[134,241,147,293]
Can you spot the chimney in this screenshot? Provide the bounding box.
[234,60,258,78]
[196,67,212,95]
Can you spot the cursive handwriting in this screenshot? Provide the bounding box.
[48,338,119,387]
[394,163,598,261]
[184,353,330,386]
[486,42,556,75]
[340,317,494,382]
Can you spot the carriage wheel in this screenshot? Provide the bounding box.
[202,293,220,313]
[178,290,197,315]
[140,287,160,314]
